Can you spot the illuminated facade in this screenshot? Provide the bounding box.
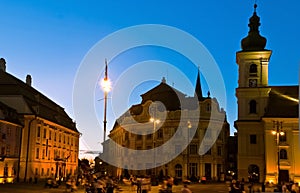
[0,101,22,183]
[103,73,229,181]
[235,5,299,184]
[0,58,80,182]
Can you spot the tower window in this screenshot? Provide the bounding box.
[249,100,257,114]
[250,134,257,144]
[280,149,287,159]
[249,64,257,74]
[279,132,287,142]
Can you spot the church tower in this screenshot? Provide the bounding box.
[235,4,272,182]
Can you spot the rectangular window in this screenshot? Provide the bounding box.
[54,133,57,141]
[189,144,198,154]
[204,145,211,155]
[7,127,11,136]
[204,128,212,139]
[189,163,198,177]
[250,134,257,144]
[279,132,287,142]
[157,129,163,139]
[42,149,45,159]
[175,145,181,154]
[37,126,40,138]
[6,145,10,156]
[146,134,152,140]
[49,131,52,140]
[1,147,5,155]
[43,129,46,138]
[136,134,142,140]
[217,146,222,156]
[36,148,39,159]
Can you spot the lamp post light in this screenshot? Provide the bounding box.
[101,59,111,142]
[150,117,160,177]
[187,121,192,180]
[271,121,284,185]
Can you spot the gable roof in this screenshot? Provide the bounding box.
[0,70,78,131]
[264,86,299,118]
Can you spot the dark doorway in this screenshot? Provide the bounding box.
[248,164,260,183]
[279,170,289,183]
[205,163,212,180]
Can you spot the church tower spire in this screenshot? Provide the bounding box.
[194,69,203,101]
[241,3,267,51]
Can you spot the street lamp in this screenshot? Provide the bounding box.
[187,121,192,180]
[150,117,160,176]
[271,121,284,185]
[100,59,111,142]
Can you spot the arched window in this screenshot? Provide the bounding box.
[249,100,257,114]
[249,64,257,74]
[280,149,287,159]
[248,164,260,183]
[175,164,182,178]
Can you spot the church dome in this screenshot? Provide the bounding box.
[241,4,267,51]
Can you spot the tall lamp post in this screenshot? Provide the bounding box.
[271,121,284,185]
[187,121,192,180]
[150,117,160,177]
[101,59,111,142]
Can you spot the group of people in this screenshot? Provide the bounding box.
[85,176,115,193]
[129,175,152,193]
[228,179,245,193]
[281,181,299,193]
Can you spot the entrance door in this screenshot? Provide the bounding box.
[279,170,289,183]
[205,163,211,180]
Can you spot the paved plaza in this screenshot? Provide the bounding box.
[0,181,277,193]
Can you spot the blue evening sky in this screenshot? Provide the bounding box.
[1,1,299,151]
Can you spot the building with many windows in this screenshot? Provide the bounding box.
[102,72,229,182]
[0,58,80,182]
[0,101,22,183]
[235,5,299,184]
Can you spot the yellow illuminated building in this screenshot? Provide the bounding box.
[235,5,299,184]
[103,73,229,182]
[0,58,80,182]
[0,101,22,183]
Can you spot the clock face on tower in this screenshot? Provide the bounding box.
[249,79,257,87]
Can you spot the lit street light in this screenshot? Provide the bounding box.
[150,117,160,176]
[271,121,284,185]
[187,121,192,179]
[101,59,111,142]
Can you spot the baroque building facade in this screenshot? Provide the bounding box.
[0,101,22,183]
[0,58,80,182]
[235,5,299,184]
[102,72,229,182]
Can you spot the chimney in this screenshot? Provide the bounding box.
[26,74,32,86]
[0,58,6,72]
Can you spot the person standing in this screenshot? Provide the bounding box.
[166,176,174,193]
[181,184,192,193]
